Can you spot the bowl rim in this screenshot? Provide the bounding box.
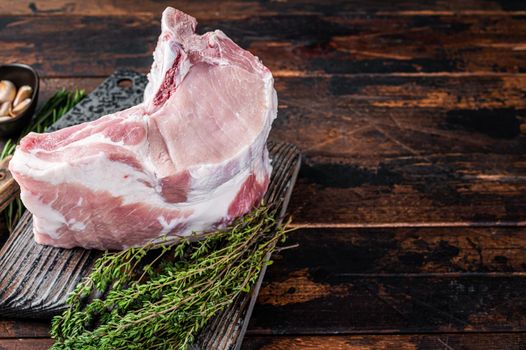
[0,63,40,124]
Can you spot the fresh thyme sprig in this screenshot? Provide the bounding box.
[51,205,289,350]
[1,89,85,231]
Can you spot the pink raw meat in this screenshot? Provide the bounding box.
[9,7,277,250]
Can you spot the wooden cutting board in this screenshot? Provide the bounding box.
[0,70,301,350]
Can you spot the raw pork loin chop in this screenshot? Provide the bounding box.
[9,7,277,250]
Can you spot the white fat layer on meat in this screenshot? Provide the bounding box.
[69,219,86,231]
[14,145,266,241]
[24,118,142,159]
[152,166,258,242]
[157,216,181,235]
[11,140,264,208]
[20,190,66,240]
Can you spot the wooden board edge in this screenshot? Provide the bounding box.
[234,153,302,350]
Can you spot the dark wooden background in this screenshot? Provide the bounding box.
[0,1,525,349]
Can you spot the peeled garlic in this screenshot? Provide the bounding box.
[9,98,31,117]
[0,80,16,103]
[0,101,10,117]
[0,116,12,122]
[13,85,32,107]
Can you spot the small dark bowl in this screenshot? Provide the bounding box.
[0,64,39,137]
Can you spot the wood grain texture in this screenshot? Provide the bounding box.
[1,333,525,350]
[242,334,526,350]
[1,14,526,77]
[252,227,526,275]
[244,227,526,334]
[0,338,54,350]
[249,274,526,334]
[0,320,49,338]
[0,157,18,213]
[275,75,526,226]
[288,154,526,226]
[2,0,526,16]
[273,75,526,160]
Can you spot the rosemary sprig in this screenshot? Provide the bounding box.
[51,205,289,350]
[1,89,85,231]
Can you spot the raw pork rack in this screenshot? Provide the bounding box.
[9,7,277,250]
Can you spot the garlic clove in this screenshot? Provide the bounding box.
[0,116,12,122]
[9,98,31,117]
[0,101,10,116]
[0,80,16,103]
[13,85,32,107]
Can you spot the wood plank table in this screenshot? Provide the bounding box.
[0,1,525,349]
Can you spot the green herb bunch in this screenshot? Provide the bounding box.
[51,205,289,350]
[1,89,85,231]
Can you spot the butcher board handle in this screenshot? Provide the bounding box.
[0,156,19,212]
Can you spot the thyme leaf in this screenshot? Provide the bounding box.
[51,205,290,350]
